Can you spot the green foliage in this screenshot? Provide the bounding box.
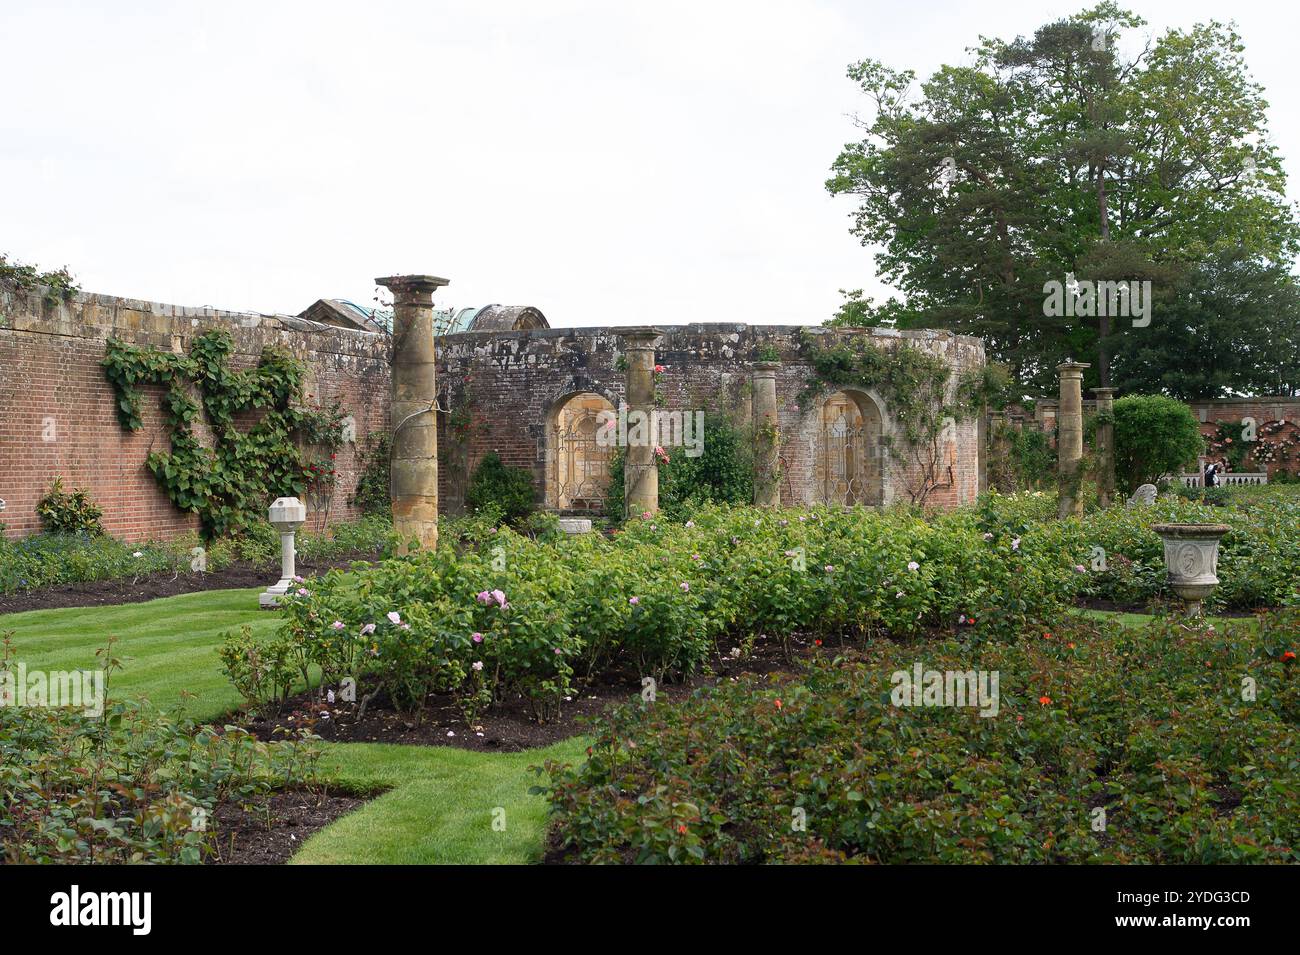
[798,337,980,504]
[35,478,104,535]
[465,452,536,526]
[102,330,346,538]
[604,415,755,521]
[541,610,1300,863]
[1112,394,1204,491]
[989,422,1055,492]
[979,485,1300,611]
[826,5,1300,392]
[351,430,393,515]
[0,635,320,863]
[0,253,79,305]
[0,518,392,594]
[241,502,1075,724]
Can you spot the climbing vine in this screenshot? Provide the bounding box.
[796,332,994,505]
[103,329,345,538]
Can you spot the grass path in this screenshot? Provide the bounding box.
[0,587,276,720]
[0,589,581,864]
[296,739,586,864]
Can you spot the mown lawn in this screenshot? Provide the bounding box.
[0,588,276,720]
[8,589,1246,864]
[0,588,581,865]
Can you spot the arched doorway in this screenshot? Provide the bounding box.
[547,393,616,511]
[815,390,884,506]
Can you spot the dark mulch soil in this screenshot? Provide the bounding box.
[245,634,821,753]
[207,788,368,865]
[0,555,379,615]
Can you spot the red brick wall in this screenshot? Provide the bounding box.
[1026,396,1300,479]
[435,324,986,513]
[0,284,390,541]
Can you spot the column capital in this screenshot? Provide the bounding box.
[1055,360,1091,378]
[1090,387,1117,398]
[751,360,781,374]
[619,326,662,348]
[375,275,450,302]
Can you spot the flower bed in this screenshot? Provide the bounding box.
[975,487,1300,611]
[540,611,1300,864]
[228,505,1075,722]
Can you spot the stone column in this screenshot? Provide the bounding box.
[1056,361,1091,518]
[621,327,661,518]
[1092,387,1117,507]
[377,274,449,552]
[751,361,781,506]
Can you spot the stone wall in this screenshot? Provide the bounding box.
[1027,395,1300,479]
[435,324,986,514]
[0,283,390,541]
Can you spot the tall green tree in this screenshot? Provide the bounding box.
[828,2,1298,394]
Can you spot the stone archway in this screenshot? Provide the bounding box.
[814,390,884,506]
[546,392,616,511]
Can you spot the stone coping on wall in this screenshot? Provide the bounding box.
[0,283,387,360]
[437,322,982,351]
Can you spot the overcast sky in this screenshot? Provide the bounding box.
[3,1,1298,327]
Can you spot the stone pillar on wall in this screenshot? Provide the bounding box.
[621,327,660,518]
[377,274,449,552]
[1056,361,1090,519]
[751,361,781,506]
[1092,387,1116,507]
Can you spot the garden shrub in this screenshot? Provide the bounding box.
[237,502,1077,722]
[540,612,1300,864]
[351,429,392,515]
[466,452,535,526]
[0,636,320,863]
[0,517,392,594]
[35,477,104,535]
[1112,395,1203,492]
[604,415,754,520]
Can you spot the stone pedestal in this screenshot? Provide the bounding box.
[260,497,307,608]
[1056,361,1091,518]
[751,361,781,506]
[621,328,661,518]
[1092,387,1117,507]
[1152,523,1230,616]
[377,274,448,553]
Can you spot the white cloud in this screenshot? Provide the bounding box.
[3,0,1298,326]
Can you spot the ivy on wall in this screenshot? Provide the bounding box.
[795,331,1004,504]
[103,329,345,538]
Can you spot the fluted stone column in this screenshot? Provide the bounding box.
[377,274,448,552]
[621,328,660,518]
[751,361,781,506]
[1056,361,1091,518]
[1092,386,1117,508]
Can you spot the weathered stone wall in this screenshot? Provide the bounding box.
[435,324,986,513]
[0,284,390,541]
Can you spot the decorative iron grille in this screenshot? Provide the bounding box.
[551,411,611,511]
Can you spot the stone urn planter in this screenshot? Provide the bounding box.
[1152,523,1231,616]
